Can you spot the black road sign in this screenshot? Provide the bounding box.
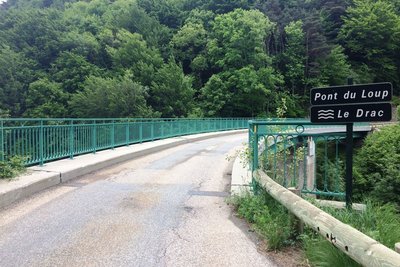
[311,82,392,106]
[310,103,392,123]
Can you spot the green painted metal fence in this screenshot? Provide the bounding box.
[0,118,249,166]
[249,120,371,199]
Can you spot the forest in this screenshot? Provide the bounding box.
[0,0,399,118]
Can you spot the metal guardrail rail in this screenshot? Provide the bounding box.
[249,120,371,198]
[0,118,249,166]
[255,170,400,267]
[249,120,400,266]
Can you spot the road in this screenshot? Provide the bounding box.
[0,133,276,267]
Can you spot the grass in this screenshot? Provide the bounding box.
[0,156,26,179]
[230,190,400,266]
[302,233,361,267]
[229,191,295,250]
[319,200,400,249]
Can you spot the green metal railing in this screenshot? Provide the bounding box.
[249,120,371,199]
[0,118,249,166]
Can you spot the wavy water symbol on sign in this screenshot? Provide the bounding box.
[317,109,334,119]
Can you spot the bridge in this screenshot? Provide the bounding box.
[0,118,398,266]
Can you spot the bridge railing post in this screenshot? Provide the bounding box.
[92,120,96,153]
[69,120,74,160]
[111,120,115,149]
[126,119,129,146]
[0,120,4,162]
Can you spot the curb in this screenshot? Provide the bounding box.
[230,145,252,196]
[0,129,247,210]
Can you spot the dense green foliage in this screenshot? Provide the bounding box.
[354,125,400,207]
[0,156,25,179]
[0,0,399,118]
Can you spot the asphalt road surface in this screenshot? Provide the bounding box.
[0,133,276,267]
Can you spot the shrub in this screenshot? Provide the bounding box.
[0,156,26,179]
[353,124,400,207]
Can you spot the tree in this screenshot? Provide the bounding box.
[149,60,194,117]
[340,0,400,91]
[170,21,207,74]
[198,9,284,117]
[107,29,163,86]
[303,12,330,89]
[103,0,171,48]
[0,8,64,68]
[200,66,282,117]
[0,46,37,116]
[280,20,306,95]
[60,30,101,63]
[137,0,185,29]
[50,52,102,94]
[69,73,156,118]
[319,45,351,86]
[318,0,349,41]
[207,9,275,71]
[200,73,231,117]
[182,0,251,14]
[24,78,68,117]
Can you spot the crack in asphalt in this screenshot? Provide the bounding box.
[157,209,192,265]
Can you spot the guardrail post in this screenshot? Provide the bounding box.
[111,120,115,149]
[69,120,74,160]
[92,120,96,153]
[288,187,304,235]
[251,124,259,173]
[0,120,4,162]
[39,120,44,166]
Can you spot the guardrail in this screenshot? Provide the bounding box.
[255,170,400,267]
[249,120,371,198]
[248,120,400,266]
[0,118,249,166]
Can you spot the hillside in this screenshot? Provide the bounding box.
[1,0,399,118]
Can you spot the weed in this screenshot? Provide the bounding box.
[302,233,361,267]
[303,199,400,266]
[230,191,295,250]
[0,156,26,179]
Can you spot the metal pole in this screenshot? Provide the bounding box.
[0,120,4,162]
[151,121,154,141]
[92,120,96,153]
[345,77,354,208]
[111,120,115,149]
[69,120,74,159]
[252,125,259,172]
[40,120,44,166]
[126,120,129,146]
[139,123,143,143]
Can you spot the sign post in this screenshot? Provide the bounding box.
[310,80,393,208]
[345,78,354,209]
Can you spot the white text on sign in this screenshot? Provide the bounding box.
[314,90,390,102]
